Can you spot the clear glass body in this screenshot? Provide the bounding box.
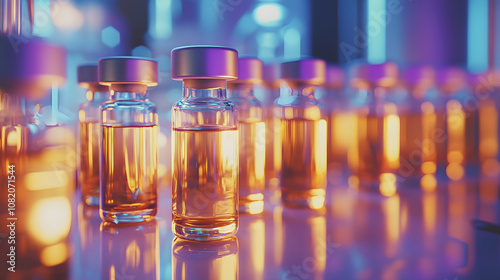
[172,80,239,240]
[172,236,239,279]
[228,83,265,215]
[398,85,443,182]
[262,86,282,187]
[0,93,29,219]
[442,87,479,180]
[78,89,109,206]
[100,85,158,223]
[478,89,500,176]
[100,220,159,279]
[275,83,327,209]
[349,86,400,192]
[318,87,356,185]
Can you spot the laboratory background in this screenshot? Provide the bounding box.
[1,0,500,279]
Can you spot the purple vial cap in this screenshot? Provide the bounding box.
[325,65,344,89]
[467,70,500,93]
[78,64,109,91]
[356,62,398,87]
[280,58,326,85]
[0,38,67,98]
[402,65,435,87]
[171,46,238,80]
[98,57,158,86]
[436,67,467,88]
[229,58,263,84]
[263,63,281,88]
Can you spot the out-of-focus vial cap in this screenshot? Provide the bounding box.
[170,46,238,80]
[263,63,281,88]
[436,67,467,93]
[280,58,326,86]
[352,62,398,88]
[401,65,435,87]
[325,65,344,90]
[78,64,109,91]
[228,58,263,84]
[0,38,67,99]
[467,70,500,95]
[98,57,158,87]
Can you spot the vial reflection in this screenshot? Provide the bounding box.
[172,236,239,280]
[78,202,101,280]
[100,220,159,280]
[237,216,265,280]
[278,207,327,280]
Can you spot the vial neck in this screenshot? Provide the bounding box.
[87,90,110,102]
[183,79,227,99]
[366,86,391,101]
[289,85,316,97]
[110,84,148,100]
[227,83,255,98]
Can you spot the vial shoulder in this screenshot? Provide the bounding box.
[274,95,323,110]
[172,98,238,112]
[101,99,157,111]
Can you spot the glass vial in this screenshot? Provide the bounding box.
[262,64,282,188]
[228,58,265,215]
[436,68,479,180]
[469,71,499,177]
[171,46,239,240]
[98,57,159,223]
[77,65,110,206]
[320,65,353,185]
[398,66,442,183]
[349,63,400,194]
[276,59,327,209]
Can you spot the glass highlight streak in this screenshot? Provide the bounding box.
[100,125,158,223]
[79,121,100,205]
[172,126,238,240]
[239,120,265,214]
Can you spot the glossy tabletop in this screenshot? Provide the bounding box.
[3,176,500,280]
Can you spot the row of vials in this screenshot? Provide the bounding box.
[75,46,500,241]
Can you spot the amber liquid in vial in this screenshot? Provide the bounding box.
[264,110,282,182]
[327,112,355,183]
[354,111,399,185]
[79,121,100,206]
[101,124,158,223]
[238,119,265,214]
[399,113,424,177]
[280,118,327,209]
[172,125,238,240]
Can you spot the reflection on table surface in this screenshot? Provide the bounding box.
[2,177,500,280]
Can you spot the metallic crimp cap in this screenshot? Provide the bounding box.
[78,64,109,91]
[467,70,500,94]
[280,58,326,85]
[325,65,344,89]
[263,63,281,88]
[0,38,66,98]
[436,67,466,87]
[98,57,158,86]
[356,62,398,87]
[402,65,435,87]
[171,46,238,80]
[229,58,263,84]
